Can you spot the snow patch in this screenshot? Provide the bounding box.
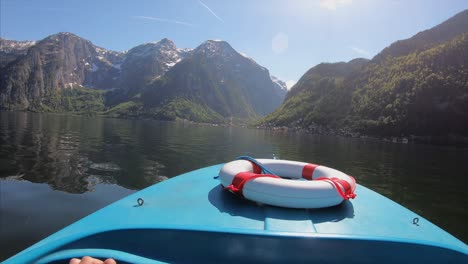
[177,48,192,53]
[239,52,249,58]
[285,80,297,90]
[239,52,256,63]
[270,76,288,91]
[95,47,106,54]
[0,39,36,52]
[91,63,99,72]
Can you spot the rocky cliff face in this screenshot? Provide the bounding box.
[1,33,286,122]
[0,32,123,109]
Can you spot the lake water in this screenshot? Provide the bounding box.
[1,111,467,260]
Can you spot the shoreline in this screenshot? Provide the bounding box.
[2,109,467,147]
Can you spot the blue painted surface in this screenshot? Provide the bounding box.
[5,164,468,263]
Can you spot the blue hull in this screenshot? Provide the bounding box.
[5,164,468,263]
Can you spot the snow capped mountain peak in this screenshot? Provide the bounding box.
[129,38,179,59]
[194,39,239,59]
[189,39,272,77]
[157,38,174,45]
[56,32,74,36]
[120,38,186,87]
[144,38,177,50]
[270,76,288,95]
[44,32,84,43]
[202,39,231,48]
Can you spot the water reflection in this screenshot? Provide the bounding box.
[0,112,171,193]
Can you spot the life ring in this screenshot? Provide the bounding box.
[218,158,356,209]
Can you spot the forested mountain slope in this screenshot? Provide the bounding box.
[260,10,468,138]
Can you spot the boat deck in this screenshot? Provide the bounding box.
[5,164,468,263]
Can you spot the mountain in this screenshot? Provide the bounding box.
[0,38,36,68]
[270,76,288,98]
[261,58,369,128]
[351,33,468,137]
[119,38,191,93]
[0,32,123,110]
[111,40,286,122]
[374,9,468,62]
[1,33,286,122]
[260,9,468,139]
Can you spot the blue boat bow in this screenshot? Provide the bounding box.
[4,164,467,263]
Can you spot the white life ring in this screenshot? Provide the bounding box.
[218,158,356,209]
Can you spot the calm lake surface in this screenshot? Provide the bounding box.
[1,111,467,260]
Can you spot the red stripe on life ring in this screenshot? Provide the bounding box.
[315,177,356,200]
[248,161,262,174]
[302,164,319,180]
[225,172,280,197]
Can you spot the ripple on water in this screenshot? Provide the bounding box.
[85,175,117,191]
[89,163,121,172]
[143,160,168,184]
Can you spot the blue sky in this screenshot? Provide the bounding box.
[1,0,467,87]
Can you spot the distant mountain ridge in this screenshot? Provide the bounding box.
[262,58,369,129]
[374,9,468,62]
[0,33,286,122]
[270,76,288,95]
[133,40,286,121]
[261,9,468,140]
[0,38,36,68]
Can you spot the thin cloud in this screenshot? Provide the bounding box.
[16,7,71,12]
[351,47,371,57]
[35,7,71,11]
[133,16,195,27]
[198,0,224,23]
[319,0,352,11]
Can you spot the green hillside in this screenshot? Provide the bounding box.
[351,33,468,136]
[260,32,468,138]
